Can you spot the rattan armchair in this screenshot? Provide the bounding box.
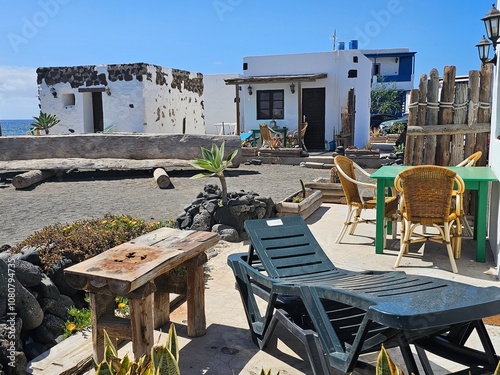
[259,124,283,148]
[334,155,398,245]
[394,165,465,274]
[456,151,482,238]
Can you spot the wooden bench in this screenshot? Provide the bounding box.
[64,227,219,363]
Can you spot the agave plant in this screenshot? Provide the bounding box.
[189,141,238,204]
[376,345,405,374]
[94,323,180,375]
[30,111,60,134]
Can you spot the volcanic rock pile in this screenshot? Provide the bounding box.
[175,183,276,242]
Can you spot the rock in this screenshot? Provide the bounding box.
[35,274,60,300]
[0,260,9,317]
[33,314,65,345]
[190,211,212,232]
[46,258,78,296]
[17,246,42,267]
[41,294,73,320]
[13,259,42,288]
[15,278,44,331]
[23,341,49,361]
[0,342,27,375]
[212,224,239,242]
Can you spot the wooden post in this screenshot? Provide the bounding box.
[466,70,480,158]
[450,83,467,165]
[413,74,428,166]
[424,68,440,165]
[153,273,171,329]
[12,169,56,189]
[436,66,456,166]
[403,89,419,165]
[186,264,206,337]
[476,63,493,165]
[153,168,171,189]
[89,293,116,364]
[129,292,155,360]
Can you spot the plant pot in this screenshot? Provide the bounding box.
[275,189,322,219]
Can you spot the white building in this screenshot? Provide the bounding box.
[36,63,205,134]
[225,50,373,150]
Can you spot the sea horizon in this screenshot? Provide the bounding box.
[0,119,33,136]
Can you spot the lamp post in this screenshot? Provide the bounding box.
[477,4,500,65]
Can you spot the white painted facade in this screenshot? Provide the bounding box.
[203,73,240,135]
[37,63,204,135]
[239,50,372,149]
[488,42,500,276]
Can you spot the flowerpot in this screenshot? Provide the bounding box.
[275,189,322,219]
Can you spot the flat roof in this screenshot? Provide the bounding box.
[224,73,327,85]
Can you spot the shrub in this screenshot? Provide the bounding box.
[12,214,173,271]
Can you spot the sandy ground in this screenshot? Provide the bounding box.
[0,164,334,246]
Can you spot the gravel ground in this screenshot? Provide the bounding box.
[0,164,339,246]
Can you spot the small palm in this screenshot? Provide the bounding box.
[31,111,60,134]
[189,142,238,203]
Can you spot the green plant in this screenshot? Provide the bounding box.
[189,142,238,204]
[393,144,405,154]
[115,296,130,318]
[388,122,406,134]
[370,78,402,115]
[376,345,405,374]
[94,324,180,375]
[63,305,92,338]
[12,214,168,271]
[30,111,61,134]
[259,370,280,375]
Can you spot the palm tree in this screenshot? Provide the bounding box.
[189,142,238,204]
[30,111,61,134]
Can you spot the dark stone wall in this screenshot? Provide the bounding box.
[36,63,204,94]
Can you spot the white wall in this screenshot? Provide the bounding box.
[241,51,372,148]
[38,64,205,135]
[203,73,240,135]
[489,41,500,275]
[143,66,204,134]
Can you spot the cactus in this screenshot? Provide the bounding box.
[300,179,306,199]
[94,323,180,375]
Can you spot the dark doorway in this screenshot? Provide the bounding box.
[302,88,326,150]
[92,92,104,133]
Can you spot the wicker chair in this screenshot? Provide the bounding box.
[456,151,482,167]
[394,165,465,274]
[334,155,398,245]
[286,122,308,150]
[456,151,482,238]
[259,124,283,148]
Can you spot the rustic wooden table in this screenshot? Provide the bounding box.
[64,227,220,362]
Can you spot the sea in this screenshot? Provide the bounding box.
[0,119,33,136]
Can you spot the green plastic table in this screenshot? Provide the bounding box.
[371,165,498,262]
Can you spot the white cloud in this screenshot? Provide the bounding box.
[0,66,38,119]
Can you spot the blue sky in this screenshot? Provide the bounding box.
[0,0,494,118]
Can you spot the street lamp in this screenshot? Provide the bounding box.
[477,4,500,65]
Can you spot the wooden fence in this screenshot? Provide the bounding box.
[403,64,492,218]
[404,64,492,167]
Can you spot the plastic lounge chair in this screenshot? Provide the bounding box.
[227,216,500,374]
[259,124,283,148]
[394,165,464,273]
[334,155,398,246]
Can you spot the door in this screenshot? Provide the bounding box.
[92,92,104,133]
[302,88,326,150]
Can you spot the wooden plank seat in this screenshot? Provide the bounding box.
[227,216,500,374]
[65,227,219,363]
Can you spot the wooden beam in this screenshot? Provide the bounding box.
[407,123,490,135]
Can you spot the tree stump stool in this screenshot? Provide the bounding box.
[64,228,220,363]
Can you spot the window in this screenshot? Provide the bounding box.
[353,56,358,63]
[348,69,358,78]
[257,90,284,119]
[62,93,76,106]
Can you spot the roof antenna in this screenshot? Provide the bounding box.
[331,29,337,50]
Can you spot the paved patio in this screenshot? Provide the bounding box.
[107,203,500,374]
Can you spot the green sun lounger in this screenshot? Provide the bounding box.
[227,216,500,374]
